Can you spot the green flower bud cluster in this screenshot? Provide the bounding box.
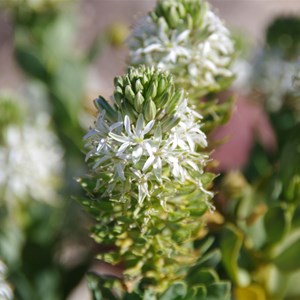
[151,0,207,30]
[81,66,214,293]
[128,0,235,100]
[114,66,185,124]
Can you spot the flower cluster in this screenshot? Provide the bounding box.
[81,66,214,290]
[251,16,300,113]
[84,66,210,217]
[252,52,300,112]
[0,96,64,208]
[128,0,235,99]
[0,260,12,300]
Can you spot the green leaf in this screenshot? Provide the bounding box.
[221,225,247,285]
[160,282,187,300]
[187,269,218,286]
[15,47,49,80]
[196,249,221,268]
[187,285,206,299]
[206,282,231,300]
[273,233,300,272]
[264,206,287,245]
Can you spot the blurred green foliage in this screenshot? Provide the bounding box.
[0,1,100,299]
[216,16,300,300]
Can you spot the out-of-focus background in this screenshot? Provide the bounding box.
[0,1,299,300]
[1,0,300,97]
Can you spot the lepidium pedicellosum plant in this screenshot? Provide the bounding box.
[79,0,235,299]
[79,66,219,298]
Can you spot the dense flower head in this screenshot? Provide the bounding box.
[0,96,64,207]
[84,66,210,215]
[128,0,235,99]
[252,53,299,112]
[251,16,300,113]
[81,66,214,289]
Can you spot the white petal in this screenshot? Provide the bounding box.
[176,30,190,43]
[110,121,123,131]
[143,43,163,53]
[138,183,148,205]
[109,132,130,143]
[136,114,145,137]
[93,155,110,169]
[186,135,195,151]
[153,157,162,181]
[142,119,155,136]
[143,156,155,171]
[187,160,199,171]
[132,146,143,163]
[124,115,132,136]
[145,142,154,156]
[117,142,130,155]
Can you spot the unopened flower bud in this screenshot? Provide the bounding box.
[177,3,186,18]
[168,6,179,28]
[125,85,135,104]
[145,82,157,100]
[144,99,157,121]
[134,92,145,113]
[157,77,167,95]
[135,79,144,93]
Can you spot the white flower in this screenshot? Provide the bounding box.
[110,114,155,165]
[0,114,63,207]
[252,51,300,112]
[85,98,209,208]
[128,3,235,97]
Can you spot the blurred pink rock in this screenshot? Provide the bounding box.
[211,95,276,172]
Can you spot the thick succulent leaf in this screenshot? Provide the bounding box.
[264,205,287,245]
[273,230,300,272]
[15,47,49,80]
[205,282,231,300]
[160,282,187,300]
[187,268,218,286]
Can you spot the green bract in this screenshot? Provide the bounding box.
[80,66,214,292]
[128,0,235,99]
